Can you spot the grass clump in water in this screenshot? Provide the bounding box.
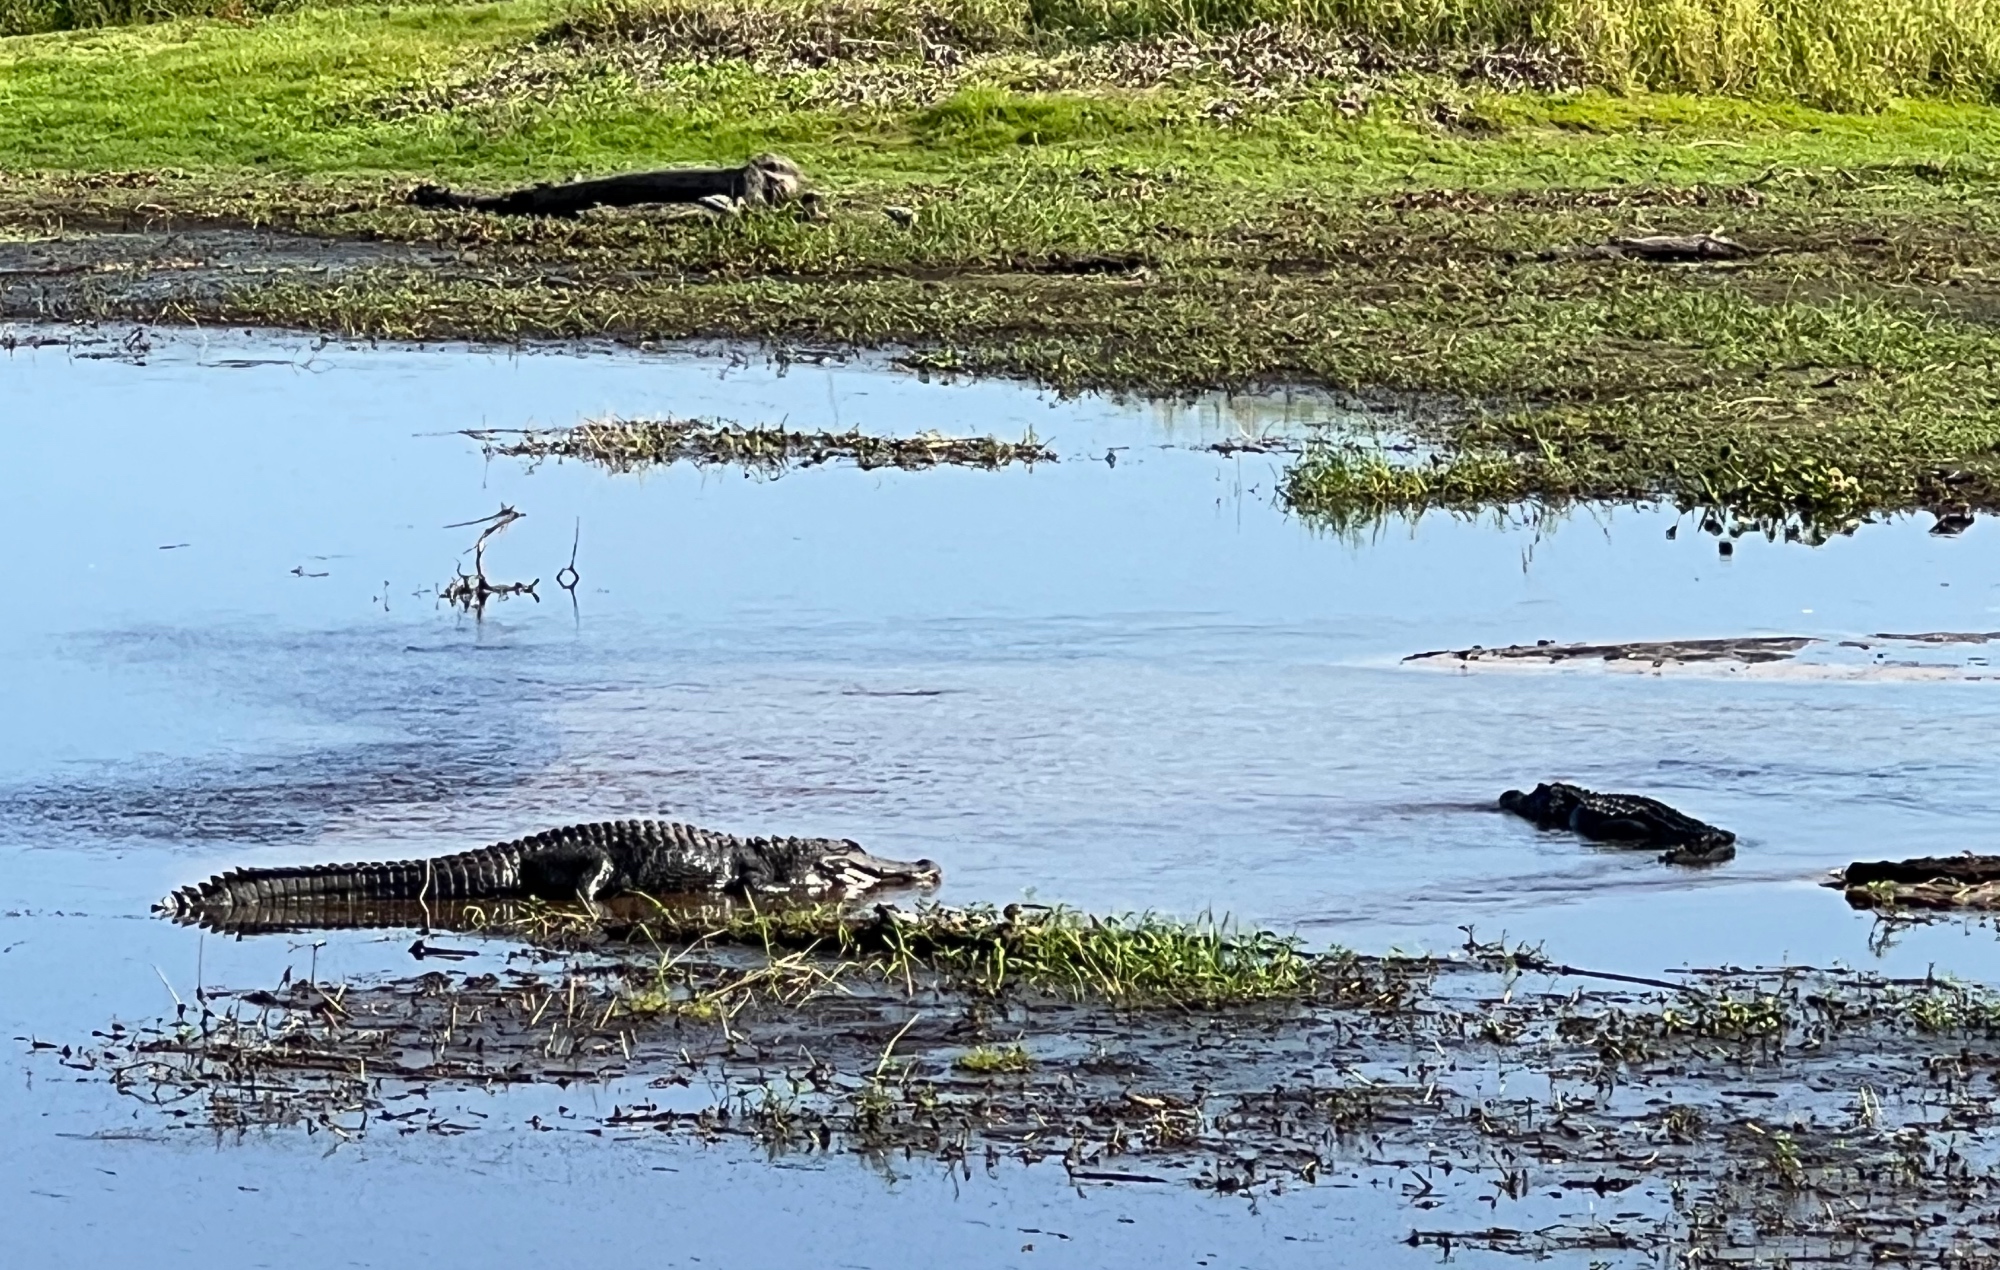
[953,1043,1034,1072]
[898,905,1322,1005]
[1277,443,1544,531]
[471,416,1056,473]
[576,901,1334,1008]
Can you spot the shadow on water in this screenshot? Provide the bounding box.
[0,625,558,847]
[6,327,2000,1268]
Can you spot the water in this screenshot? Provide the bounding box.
[5,326,2000,1267]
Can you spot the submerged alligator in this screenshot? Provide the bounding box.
[160,820,941,928]
[1500,782,1737,865]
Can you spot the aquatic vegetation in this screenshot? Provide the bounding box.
[492,900,1339,1007]
[952,1043,1033,1072]
[1275,443,1542,531]
[894,905,1327,1005]
[1279,388,1998,539]
[471,417,1055,473]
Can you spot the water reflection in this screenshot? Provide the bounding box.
[0,328,1997,971]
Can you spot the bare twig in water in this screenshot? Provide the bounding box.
[440,504,538,612]
[557,518,581,594]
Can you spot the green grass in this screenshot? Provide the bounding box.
[24,0,2000,107]
[953,1043,1034,1072]
[527,900,1338,1007]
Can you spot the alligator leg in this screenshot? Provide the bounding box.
[518,844,619,904]
[1661,841,1737,867]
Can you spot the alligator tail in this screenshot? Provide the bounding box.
[159,847,520,917]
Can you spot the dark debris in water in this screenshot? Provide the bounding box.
[438,503,539,614]
[1407,635,1813,668]
[1407,632,2000,680]
[1836,854,2000,914]
[469,418,1055,475]
[48,909,2000,1266]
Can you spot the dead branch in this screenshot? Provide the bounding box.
[440,504,537,612]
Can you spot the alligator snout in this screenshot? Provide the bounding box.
[826,846,942,889]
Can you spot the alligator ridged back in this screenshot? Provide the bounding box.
[159,820,929,924]
[1502,781,1733,846]
[162,845,519,915]
[160,820,747,917]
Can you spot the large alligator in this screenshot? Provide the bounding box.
[160,819,940,928]
[1499,782,1737,865]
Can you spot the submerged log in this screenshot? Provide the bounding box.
[408,154,812,217]
[1841,854,2000,888]
[1835,854,2000,911]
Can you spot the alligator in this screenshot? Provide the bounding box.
[160,820,941,927]
[1499,782,1737,865]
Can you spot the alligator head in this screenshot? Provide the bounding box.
[1498,783,1580,828]
[778,840,942,896]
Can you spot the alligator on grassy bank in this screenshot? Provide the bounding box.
[1500,782,1737,865]
[160,820,940,928]
[408,154,815,219]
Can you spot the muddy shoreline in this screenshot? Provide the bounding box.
[47,907,2000,1266]
[0,227,460,315]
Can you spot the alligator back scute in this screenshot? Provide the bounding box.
[1499,782,1735,858]
[159,818,941,926]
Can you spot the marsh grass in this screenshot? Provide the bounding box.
[16,0,1990,111]
[545,0,2000,107]
[0,0,298,36]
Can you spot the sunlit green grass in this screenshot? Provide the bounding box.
[9,0,2000,529]
[7,0,2000,180]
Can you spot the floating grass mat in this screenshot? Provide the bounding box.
[58,918,2000,1263]
[469,418,1055,474]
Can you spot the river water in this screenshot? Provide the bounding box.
[3,326,1998,1267]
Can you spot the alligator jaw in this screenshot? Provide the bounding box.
[819,845,942,894]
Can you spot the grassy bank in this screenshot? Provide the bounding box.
[6,0,2000,527]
